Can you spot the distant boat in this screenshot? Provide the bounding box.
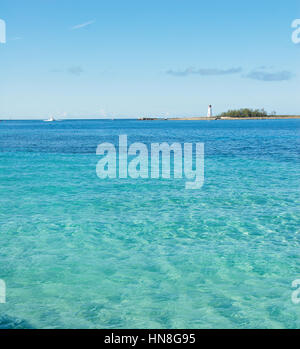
[44,116,55,122]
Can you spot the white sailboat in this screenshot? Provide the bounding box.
[44,116,55,122]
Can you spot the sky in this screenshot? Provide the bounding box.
[0,0,299,118]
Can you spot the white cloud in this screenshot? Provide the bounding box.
[167,67,242,77]
[71,20,95,30]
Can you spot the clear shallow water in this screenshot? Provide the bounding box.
[0,119,299,329]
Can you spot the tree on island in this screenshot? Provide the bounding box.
[219,108,273,118]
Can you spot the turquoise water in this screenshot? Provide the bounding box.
[0,119,299,329]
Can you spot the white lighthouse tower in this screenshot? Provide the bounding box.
[207,105,213,118]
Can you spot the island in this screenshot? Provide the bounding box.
[138,109,300,121]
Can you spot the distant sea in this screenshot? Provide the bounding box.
[0,119,299,329]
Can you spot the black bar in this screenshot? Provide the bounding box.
[0,329,299,346]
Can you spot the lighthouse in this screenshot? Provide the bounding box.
[207,105,213,118]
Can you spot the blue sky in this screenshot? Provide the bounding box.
[1,0,299,118]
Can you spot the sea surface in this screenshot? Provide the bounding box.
[0,119,299,329]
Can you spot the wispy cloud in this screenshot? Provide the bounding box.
[10,37,22,41]
[50,68,63,73]
[50,66,84,76]
[166,67,242,77]
[71,20,95,30]
[245,70,293,82]
[68,66,84,75]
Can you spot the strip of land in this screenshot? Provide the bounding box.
[139,116,300,121]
